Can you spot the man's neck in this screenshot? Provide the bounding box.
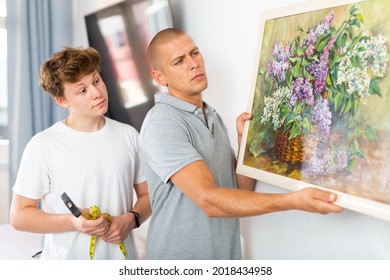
[168,91,203,108]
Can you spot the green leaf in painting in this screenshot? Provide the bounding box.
[292,64,301,78]
[363,126,378,140]
[289,122,302,139]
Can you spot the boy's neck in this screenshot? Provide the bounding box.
[64,116,105,132]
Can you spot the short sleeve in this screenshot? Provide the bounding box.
[140,113,203,183]
[12,136,51,199]
[132,131,147,185]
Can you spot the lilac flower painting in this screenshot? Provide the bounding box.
[237,0,390,222]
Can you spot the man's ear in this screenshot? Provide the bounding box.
[151,69,168,87]
[54,96,69,109]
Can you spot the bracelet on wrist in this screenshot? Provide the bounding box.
[128,210,141,228]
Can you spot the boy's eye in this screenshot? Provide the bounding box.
[79,88,87,95]
[94,78,100,85]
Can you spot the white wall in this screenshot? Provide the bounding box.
[73,0,390,259]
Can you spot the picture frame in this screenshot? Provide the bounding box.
[237,0,390,222]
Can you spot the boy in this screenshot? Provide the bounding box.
[10,47,150,259]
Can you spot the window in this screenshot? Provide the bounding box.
[0,0,7,139]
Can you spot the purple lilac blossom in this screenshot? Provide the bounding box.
[335,146,348,171]
[307,36,336,94]
[291,77,314,106]
[302,143,332,177]
[266,42,291,83]
[304,11,335,56]
[311,99,332,139]
[303,143,348,177]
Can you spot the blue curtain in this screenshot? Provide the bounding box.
[7,0,72,196]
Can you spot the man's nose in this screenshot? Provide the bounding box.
[189,57,199,70]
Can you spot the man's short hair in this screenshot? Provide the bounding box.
[147,28,188,69]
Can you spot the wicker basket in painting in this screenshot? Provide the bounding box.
[273,126,319,164]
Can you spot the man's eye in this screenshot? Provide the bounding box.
[174,59,183,65]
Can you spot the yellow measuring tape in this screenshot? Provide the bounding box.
[88,205,127,260]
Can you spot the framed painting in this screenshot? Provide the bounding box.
[237,0,390,222]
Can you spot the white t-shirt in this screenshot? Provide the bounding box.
[13,117,145,259]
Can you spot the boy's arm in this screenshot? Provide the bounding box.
[10,194,108,236]
[102,181,151,243]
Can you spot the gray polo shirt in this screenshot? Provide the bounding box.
[140,93,242,260]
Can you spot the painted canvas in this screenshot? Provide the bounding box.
[237,0,390,221]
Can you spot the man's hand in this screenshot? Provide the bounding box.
[235,112,256,191]
[290,188,343,214]
[236,112,252,141]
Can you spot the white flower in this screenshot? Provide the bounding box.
[261,86,292,130]
[336,33,388,103]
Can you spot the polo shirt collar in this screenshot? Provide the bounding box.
[154,93,217,129]
[154,93,216,114]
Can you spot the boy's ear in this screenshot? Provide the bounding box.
[151,70,167,87]
[54,96,69,109]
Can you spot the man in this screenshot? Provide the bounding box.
[10,47,151,259]
[140,28,342,260]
